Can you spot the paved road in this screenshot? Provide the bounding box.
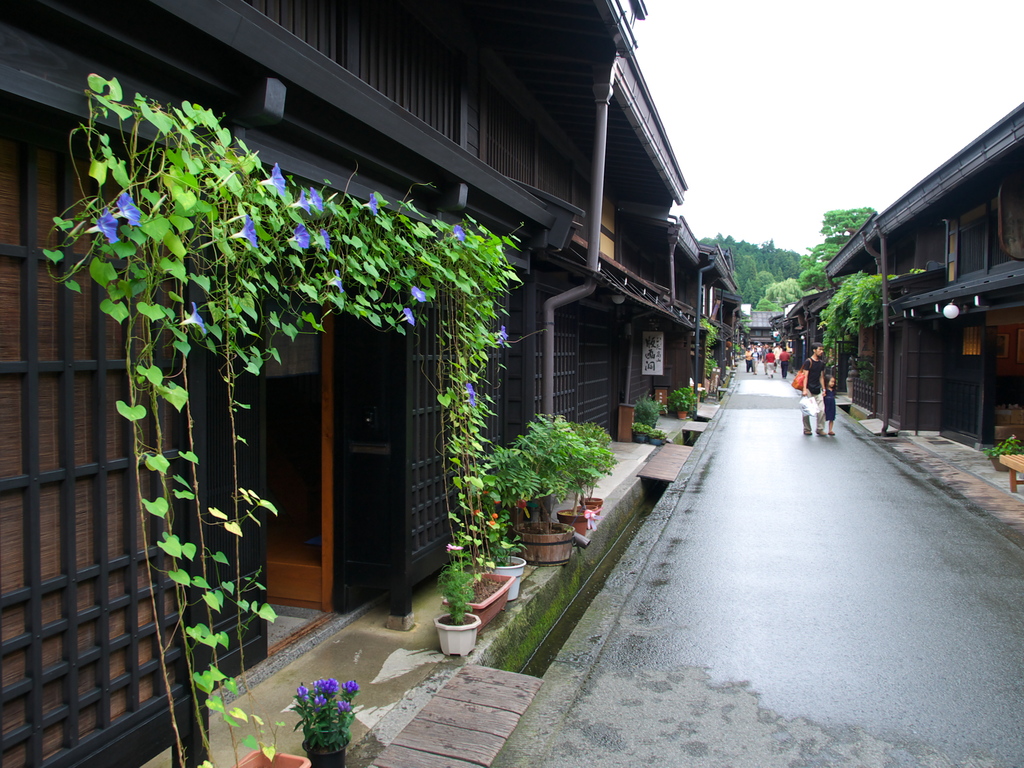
[496,372,1024,768]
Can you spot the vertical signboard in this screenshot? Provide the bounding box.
[642,331,664,376]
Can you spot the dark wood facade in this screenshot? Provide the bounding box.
[827,100,1024,446]
[0,2,731,766]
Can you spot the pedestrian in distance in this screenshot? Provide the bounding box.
[823,375,837,435]
[745,346,754,373]
[779,346,791,379]
[800,342,827,436]
[765,347,776,378]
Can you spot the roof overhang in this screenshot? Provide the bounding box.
[828,102,1024,279]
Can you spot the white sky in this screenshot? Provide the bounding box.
[633,0,1024,254]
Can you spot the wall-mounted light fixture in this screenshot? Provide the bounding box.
[942,300,960,320]
[611,294,625,305]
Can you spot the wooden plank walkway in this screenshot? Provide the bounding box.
[636,443,692,482]
[373,665,542,768]
[696,402,719,420]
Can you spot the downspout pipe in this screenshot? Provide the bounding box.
[692,252,718,388]
[542,65,614,414]
[667,218,680,303]
[861,228,891,433]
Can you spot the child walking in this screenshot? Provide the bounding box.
[823,375,837,435]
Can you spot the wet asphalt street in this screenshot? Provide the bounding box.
[496,371,1024,768]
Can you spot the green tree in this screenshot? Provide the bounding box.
[799,207,876,292]
[701,235,802,305]
[755,297,783,312]
[763,277,804,306]
[819,272,883,352]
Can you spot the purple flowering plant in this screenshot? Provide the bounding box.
[292,678,360,754]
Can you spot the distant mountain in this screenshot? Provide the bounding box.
[700,235,801,307]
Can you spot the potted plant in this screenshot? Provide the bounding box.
[567,421,615,511]
[486,515,527,600]
[556,421,615,534]
[648,428,668,446]
[633,394,661,430]
[433,561,482,656]
[291,679,360,767]
[667,386,697,419]
[983,434,1024,471]
[631,422,651,443]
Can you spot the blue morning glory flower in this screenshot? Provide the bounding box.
[453,224,465,242]
[411,286,426,303]
[297,190,310,214]
[466,382,476,407]
[117,192,142,226]
[268,163,286,196]
[320,228,331,252]
[309,188,324,212]
[330,270,344,292]
[234,215,258,247]
[294,224,310,249]
[402,307,415,326]
[369,193,378,216]
[96,208,119,243]
[182,302,207,335]
[498,326,508,346]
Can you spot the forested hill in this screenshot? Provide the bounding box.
[700,235,802,308]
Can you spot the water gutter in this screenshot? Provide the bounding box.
[542,64,614,414]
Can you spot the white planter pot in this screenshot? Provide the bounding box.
[434,613,481,656]
[493,556,527,600]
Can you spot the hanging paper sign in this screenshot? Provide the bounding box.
[642,331,664,376]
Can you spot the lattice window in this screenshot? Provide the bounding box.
[482,80,535,186]
[0,138,180,768]
[245,0,339,60]
[360,0,462,143]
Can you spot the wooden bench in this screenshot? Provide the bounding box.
[999,454,1024,492]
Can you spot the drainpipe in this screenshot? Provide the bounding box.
[542,63,614,414]
[692,251,718,390]
[667,218,680,303]
[861,227,891,433]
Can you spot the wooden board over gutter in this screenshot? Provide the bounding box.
[375,666,542,768]
[637,443,693,482]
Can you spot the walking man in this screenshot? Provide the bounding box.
[779,346,791,379]
[801,342,827,436]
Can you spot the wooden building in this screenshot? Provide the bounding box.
[827,100,1024,445]
[0,2,732,766]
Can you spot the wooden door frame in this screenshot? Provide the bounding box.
[320,315,335,611]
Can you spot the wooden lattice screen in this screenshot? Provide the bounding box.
[409,305,450,557]
[0,137,182,767]
[578,306,613,430]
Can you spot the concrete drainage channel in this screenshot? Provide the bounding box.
[516,496,657,677]
[477,477,664,676]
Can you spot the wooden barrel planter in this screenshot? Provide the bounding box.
[514,522,575,566]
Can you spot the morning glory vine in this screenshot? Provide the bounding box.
[47,74,518,766]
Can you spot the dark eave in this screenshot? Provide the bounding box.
[891,267,1024,315]
[462,1,686,210]
[828,101,1024,279]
